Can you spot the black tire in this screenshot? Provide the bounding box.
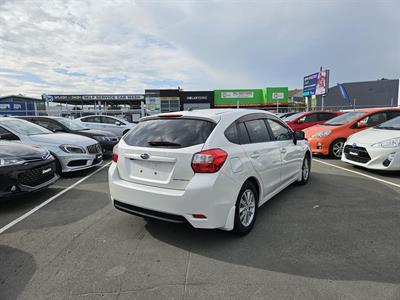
[329,139,346,159]
[297,154,311,185]
[233,181,258,236]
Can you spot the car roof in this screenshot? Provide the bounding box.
[144,109,275,122]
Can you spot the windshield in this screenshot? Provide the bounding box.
[376,116,400,130]
[56,118,87,131]
[323,112,365,126]
[283,112,304,121]
[2,119,52,135]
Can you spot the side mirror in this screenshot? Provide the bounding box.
[297,119,304,124]
[357,121,367,128]
[294,131,305,144]
[115,121,122,126]
[0,132,19,140]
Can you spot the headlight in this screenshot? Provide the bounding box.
[371,138,400,148]
[311,130,331,138]
[0,158,26,167]
[59,144,86,153]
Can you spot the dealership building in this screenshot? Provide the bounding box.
[0,95,45,116]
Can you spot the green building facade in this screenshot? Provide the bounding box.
[214,87,288,107]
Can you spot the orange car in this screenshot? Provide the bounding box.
[303,108,400,158]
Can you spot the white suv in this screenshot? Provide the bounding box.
[109,109,311,234]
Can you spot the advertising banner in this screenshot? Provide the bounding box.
[303,69,329,96]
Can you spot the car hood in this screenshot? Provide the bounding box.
[29,132,97,146]
[75,129,116,137]
[0,141,48,160]
[347,128,400,145]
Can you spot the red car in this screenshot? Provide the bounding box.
[284,111,342,131]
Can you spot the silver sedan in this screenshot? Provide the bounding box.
[0,118,103,174]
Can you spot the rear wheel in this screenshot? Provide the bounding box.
[233,181,258,236]
[330,139,346,159]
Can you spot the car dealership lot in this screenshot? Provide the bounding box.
[1,158,400,300]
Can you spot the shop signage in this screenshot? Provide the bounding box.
[221,91,254,99]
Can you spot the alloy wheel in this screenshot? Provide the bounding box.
[239,189,256,227]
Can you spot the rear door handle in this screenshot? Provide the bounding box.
[250,152,260,159]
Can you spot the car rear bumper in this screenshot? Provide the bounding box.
[108,163,238,230]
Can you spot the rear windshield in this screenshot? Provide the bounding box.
[123,118,216,148]
[283,112,304,121]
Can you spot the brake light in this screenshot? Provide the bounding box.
[112,144,118,163]
[191,149,228,173]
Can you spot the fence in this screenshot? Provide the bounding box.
[1,103,399,121]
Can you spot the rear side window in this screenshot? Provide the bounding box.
[299,113,318,122]
[225,123,239,144]
[82,116,101,123]
[244,119,271,143]
[123,118,215,148]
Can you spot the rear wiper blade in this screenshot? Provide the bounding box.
[148,140,181,146]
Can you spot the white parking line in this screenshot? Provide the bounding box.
[314,159,400,189]
[0,162,111,235]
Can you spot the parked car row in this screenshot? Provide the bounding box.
[0,115,130,198]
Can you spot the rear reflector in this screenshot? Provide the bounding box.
[192,214,207,219]
[112,144,118,162]
[191,148,228,173]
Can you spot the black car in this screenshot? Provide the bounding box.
[18,116,119,152]
[0,141,59,197]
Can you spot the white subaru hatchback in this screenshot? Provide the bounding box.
[109,109,311,235]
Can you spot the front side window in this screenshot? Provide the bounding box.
[267,119,293,141]
[244,119,271,143]
[56,118,87,131]
[299,113,318,123]
[124,118,215,148]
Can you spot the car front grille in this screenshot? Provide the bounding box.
[19,162,56,187]
[87,143,102,154]
[344,145,371,163]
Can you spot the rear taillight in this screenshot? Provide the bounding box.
[112,144,118,163]
[191,149,228,173]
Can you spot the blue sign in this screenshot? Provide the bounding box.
[303,69,329,97]
[303,73,318,97]
[337,83,351,104]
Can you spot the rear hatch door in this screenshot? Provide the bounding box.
[117,117,216,190]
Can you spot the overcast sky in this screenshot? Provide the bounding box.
[0,0,399,97]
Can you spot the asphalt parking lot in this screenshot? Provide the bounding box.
[1,157,400,300]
